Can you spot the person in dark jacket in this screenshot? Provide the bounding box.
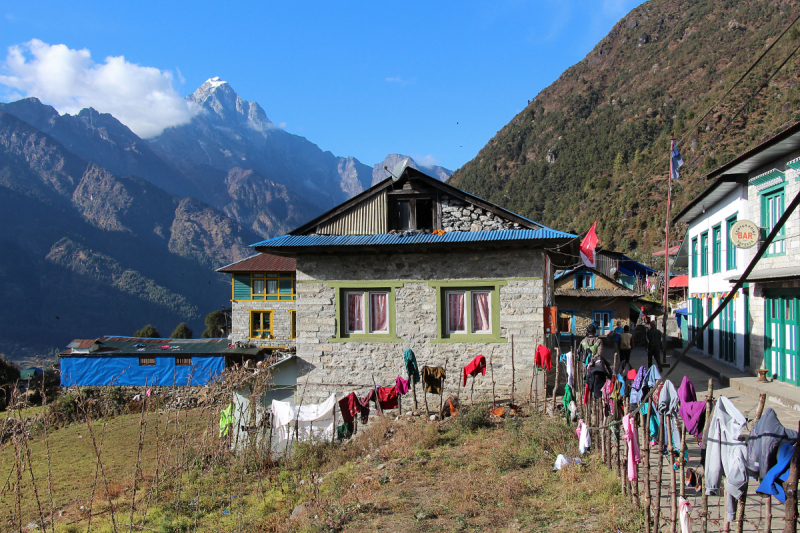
[645,320,662,368]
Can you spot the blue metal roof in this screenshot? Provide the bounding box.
[252,229,576,249]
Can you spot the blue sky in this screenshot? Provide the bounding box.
[1,0,644,171]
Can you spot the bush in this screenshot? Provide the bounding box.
[455,400,492,432]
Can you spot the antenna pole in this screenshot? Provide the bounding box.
[661,139,674,366]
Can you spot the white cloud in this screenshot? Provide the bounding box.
[386,76,415,86]
[415,154,439,167]
[0,39,195,138]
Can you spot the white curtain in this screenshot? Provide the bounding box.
[448,292,465,332]
[370,292,388,332]
[472,292,490,332]
[347,293,364,332]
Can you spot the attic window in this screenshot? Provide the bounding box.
[391,198,435,231]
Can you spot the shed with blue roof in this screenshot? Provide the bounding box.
[251,162,577,404]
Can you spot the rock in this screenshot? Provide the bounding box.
[429,414,439,421]
[637,33,649,46]
[290,502,310,520]
[376,463,386,470]
[27,522,39,530]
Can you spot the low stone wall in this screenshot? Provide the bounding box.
[440,196,519,232]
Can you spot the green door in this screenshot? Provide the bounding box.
[765,294,800,386]
[720,298,736,363]
[707,298,714,356]
[691,297,704,350]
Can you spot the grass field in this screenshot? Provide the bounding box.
[1,401,644,532]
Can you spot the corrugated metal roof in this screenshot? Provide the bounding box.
[706,119,800,180]
[61,336,266,356]
[252,228,576,249]
[68,339,102,349]
[555,288,642,298]
[216,253,297,273]
[669,275,688,288]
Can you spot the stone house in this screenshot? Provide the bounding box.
[252,164,576,404]
[674,119,800,386]
[216,253,297,350]
[554,249,649,344]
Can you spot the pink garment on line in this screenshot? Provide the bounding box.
[622,413,641,482]
[396,376,410,395]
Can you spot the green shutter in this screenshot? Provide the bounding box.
[233,274,252,300]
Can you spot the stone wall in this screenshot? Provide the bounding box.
[294,248,547,405]
[554,295,633,338]
[440,195,520,232]
[230,299,296,349]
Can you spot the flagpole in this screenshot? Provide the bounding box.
[661,138,674,367]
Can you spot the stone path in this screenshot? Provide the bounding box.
[624,346,800,532]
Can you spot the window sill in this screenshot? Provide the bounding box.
[329,335,404,343]
[431,336,507,344]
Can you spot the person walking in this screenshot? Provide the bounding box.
[579,323,604,363]
[619,325,634,365]
[612,320,624,352]
[645,320,662,368]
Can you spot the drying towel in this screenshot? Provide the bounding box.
[404,348,420,384]
[677,376,708,443]
[219,403,235,437]
[678,497,693,533]
[622,413,641,481]
[421,366,446,394]
[563,350,574,387]
[338,392,359,424]
[578,419,591,454]
[377,386,398,409]
[462,354,487,386]
[396,376,410,395]
[534,344,552,371]
[563,384,574,426]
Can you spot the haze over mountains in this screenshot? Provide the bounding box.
[0,78,451,360]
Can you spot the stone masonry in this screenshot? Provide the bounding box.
[230,299,296,349]
[293,248,547,405]
[440,195,521,232]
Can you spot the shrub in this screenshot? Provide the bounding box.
[455,400,492,432]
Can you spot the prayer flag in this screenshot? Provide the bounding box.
[580,222,599,268]
[671,141,684,180]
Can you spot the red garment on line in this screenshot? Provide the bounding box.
[462,354,487,386]
[534,345,552,371]
[377,386,398,409]
[338,392,359,423]
[583,383,590,405]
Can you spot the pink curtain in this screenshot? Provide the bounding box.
[448,292,465,332]
[370,293,388,332]
[347,293,363,332]
[472,292,490,332]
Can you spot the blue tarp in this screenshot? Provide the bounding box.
[60,355,225,386]
[674,307,689,329]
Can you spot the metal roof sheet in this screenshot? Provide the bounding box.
[251,229,576,250]
[555,288,642,298]
[725,266,800,283]
[61,336,266,356]
[216,253,296,273]
[674,180,741,225]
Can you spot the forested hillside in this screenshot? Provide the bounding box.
[450,0,800,258]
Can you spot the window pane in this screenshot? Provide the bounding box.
[447,292,466,333]
[370,292,388,332]
[393,201,410,230]
[347,293,364,333]
[279,279,293,295]
[253,279,265,295]
[267,280,278,294]
[472,292,491,332]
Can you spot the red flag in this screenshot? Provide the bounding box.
[580,222,599,268]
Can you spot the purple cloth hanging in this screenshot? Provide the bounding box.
[396,376,410,395]
[677,376,707,441]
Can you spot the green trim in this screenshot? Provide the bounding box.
[758,182,786,197]
[700,232,709,276]
[761,186,786,258]
[788,157,800,172]
[430,281,507,343]
[329,284,403,343]
[712,224,722,274]
[750,169,785,187]
[726,213,738,270]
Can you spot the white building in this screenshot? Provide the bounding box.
[674,120,800,387]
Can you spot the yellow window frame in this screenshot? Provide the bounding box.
[250,272,296,300]
[289,310,296,339]
[250,310,274,338]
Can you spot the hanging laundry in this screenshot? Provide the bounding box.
[338,392,359,424]
[396,376,410,395]
[563,384,575,426]
[705,396,748,522]
[404,348,420,384]
[678,497,693,533]
[462,354,486,386]
[629,365,647,406]
[756,441,795,503]
[336,421,354,441]
[582,383,590,405]
[677,376,708,443]
[358,389,375,423]
[577,419,591,454]
[552,454,581,471]
[561,350,574,387]
[421,366,446,394]
[746,408,798,482]
[534,344,552,371]
[271,394,338,442]
[657,379,682,449]
[622,413,641,481]
[219,403,235,437]
[377,386,399,409]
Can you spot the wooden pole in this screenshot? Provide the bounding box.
[736,394,765,533]
[440,358,448,417]
[632,413,641,510]
[490,352,496,409]
[661,138,674,367]
[645,401,652,533]
[702,378,714,533]
[511,334,516,404]
[470,377,474,406]
[551,347,561,415]
[782,420,800,533]
[668,415,678,533]
[655,411,665,531]
[542,365,548,412]
[679,423,687,500]
[529,357,536,405]
[371,376,384,417]
[423,384,430,419]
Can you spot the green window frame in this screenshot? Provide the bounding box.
[328,281,402,343]
[691,237,698,278]
[700,232,709,276]
[726,214,737,270]
[712,225,722,274]
[761,186,786,257]
[428,280,507,343]
[250,310,273,339]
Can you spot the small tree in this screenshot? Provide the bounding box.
[202,310,228,338]
[134,324,161,338]
[170,323,193,339]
